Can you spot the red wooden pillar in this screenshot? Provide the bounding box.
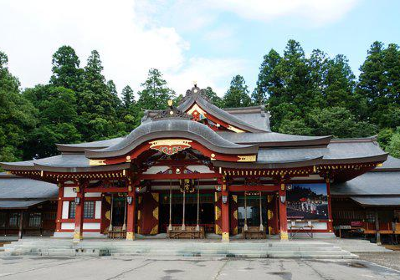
[279,183,288,241]
[221,178,230,242]
[55,183,63,233]
[126,190,136,240]
[326,177,334,233]
[73,182,85,242]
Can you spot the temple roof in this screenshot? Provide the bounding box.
[57,137,125,153]
[217,131,331,147]
[332,156,400,197]
[0,172,57,209]
[86,119,259,159]
[177,86,269,133]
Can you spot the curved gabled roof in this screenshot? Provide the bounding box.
[217,131,332,147]
[86,119,259,159]
[1,155,130,172]
[57,137,125,153]
[177,86,268,133]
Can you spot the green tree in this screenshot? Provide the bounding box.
[78,50,119,140]
[0,51,37,162]
[107,80,122,109]
[387,130,400,158]
[357,42,400,128]
[23,85,81,158]
[137,68,174,110]
[253,49,282,105]
[121,85,135,109]
[203,87,224,108]
[307,107,376,138]
[50,46,83,91]
[223,75,251,108]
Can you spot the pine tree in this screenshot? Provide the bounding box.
[78,50,119,140]
[121,85,135,109]
[253,49,282,105]
[223,75,251,108]
[137,69,174,110]
[50,46,83,91]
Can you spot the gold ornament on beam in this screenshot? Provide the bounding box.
[179,179,196,193]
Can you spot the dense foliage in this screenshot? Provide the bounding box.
[0,40,399,162]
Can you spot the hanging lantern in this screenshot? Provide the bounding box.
[127,196,133,205]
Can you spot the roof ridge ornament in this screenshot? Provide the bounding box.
[183,84,211,102]
[152,99,191,120]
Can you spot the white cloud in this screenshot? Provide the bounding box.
[0,0,358,99]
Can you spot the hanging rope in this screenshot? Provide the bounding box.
[259,191,264,232]
[195,179,200,232]
[122,194,127,231]
[181,185,186,231]
[108,193,114,232]
[168,180,173,231]
[244,192,248,231]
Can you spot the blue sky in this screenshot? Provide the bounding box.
[1,0,399,96]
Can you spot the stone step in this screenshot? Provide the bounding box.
[3,239,358,259]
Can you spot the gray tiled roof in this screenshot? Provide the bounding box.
[218,131,331,146]
[0,176,57,199]
[57,137,125,152]
[0,199,47,209]
[324,140,386,160]
[257,147,326,163]
[351,196,400,206]
[332,172,400,196]
[86,119,258,159]
[178,88,268,133]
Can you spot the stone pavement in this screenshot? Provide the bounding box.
[0,254,400,280]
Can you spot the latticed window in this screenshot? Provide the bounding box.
[0,213,6,227]
[69,201,95,219]
[69,202,76,219]
[28,213,41,228]
[9,213,20,227]
[84,201,95,219]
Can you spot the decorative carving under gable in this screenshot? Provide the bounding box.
[152,101,191,120]
[149,139,192,155]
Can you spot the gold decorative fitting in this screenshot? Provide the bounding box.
[237,155,256,162]
[126,156,131,162]
[167,99,173,106]
[149,139,192,155]
[89,159,106,166]
[227,125,245,133]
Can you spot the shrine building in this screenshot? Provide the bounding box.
[1,85,392,242]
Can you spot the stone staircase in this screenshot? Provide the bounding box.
[3,238,359,259]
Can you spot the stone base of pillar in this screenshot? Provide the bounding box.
[280,231,289,241]
[126,231,135,241]
[222,232,229,242]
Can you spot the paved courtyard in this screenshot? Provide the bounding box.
[1,254,400,280]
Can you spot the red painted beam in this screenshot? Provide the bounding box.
[139,173,221,180]
[228,185,279,192]
[85,187,128,193]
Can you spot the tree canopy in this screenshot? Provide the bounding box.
[1,39,399,163]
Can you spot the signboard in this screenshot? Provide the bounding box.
[287,183,328,220]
